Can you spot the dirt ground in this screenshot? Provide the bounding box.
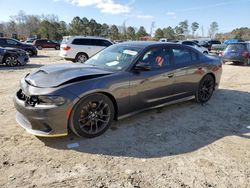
[0,50,250,188]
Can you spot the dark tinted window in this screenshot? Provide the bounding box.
[211,40,221,44]
[191,51,199,61]
[140,48,171,69]
[0,39,6,45]
[182,41,195,46]
[247,44,250,52]
[72,39,93,45]
[6,39,19,45]
[97,40,112,47]
[172,48,192,64]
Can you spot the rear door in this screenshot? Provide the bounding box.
[170,47,202,97]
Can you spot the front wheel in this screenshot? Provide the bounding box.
[4,55,19,67]
[195,74,215,103]
[55,46,60,50]
[70,94,115,138]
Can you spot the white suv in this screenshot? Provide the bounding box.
[60,36,113,63]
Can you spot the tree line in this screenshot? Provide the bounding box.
[0,11,249,41]
[0,11,147,41]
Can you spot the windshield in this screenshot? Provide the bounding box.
[85,45,142,71]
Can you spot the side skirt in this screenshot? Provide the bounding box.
[118,96,195,120]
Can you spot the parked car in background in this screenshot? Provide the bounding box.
[14,41,222,138]
[211,39,244,54]
[178,41,209,54]
[33,39,60,50]
[60,36,113,63]
[0,37,37,56]
[222,42,250,66]
[0,47,29,66]
[201,40,221,51]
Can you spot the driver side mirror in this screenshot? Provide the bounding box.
[134,62,151,71]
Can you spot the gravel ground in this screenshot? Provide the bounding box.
[0,50,250,188]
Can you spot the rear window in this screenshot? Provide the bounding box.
[225,44,246,52]
[61,37,70,44]
[172,48,192,64]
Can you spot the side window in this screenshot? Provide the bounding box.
[72,39,91,45]
[139,48,171,69]
[172,48,192,65]
[191,51,199,61]
[0,39,6,45]
[247,44,250,52]
[6,39,18,45]
[100,40,112,47]
[183,41,194,46]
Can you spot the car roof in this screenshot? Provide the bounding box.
[227,42,248,45]
[63,36,109,40]
[115,41,189,49]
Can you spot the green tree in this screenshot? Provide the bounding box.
[209,21,219,39]
[163,26,175,39]
[69,16,83,35]
[126,26,136,40]
[136,26,148,39]
[179,20,189,36]
[88,19,98,36]
[109,25,119,40]
[101,23,109,38]
[154,28,164,40]
[191,22,199,37]
[81,17,89,36]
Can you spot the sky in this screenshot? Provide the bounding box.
[0,0,250,35]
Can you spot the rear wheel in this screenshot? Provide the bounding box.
[195,74,215,103]
[203,51,208,54]
[70,94,114,138]
[37,45,42,50]
[26,49,33,56]
[4,55,18,67]
[55,45,60,50]
[75,53,88,63]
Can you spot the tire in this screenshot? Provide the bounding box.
[26,49,34,56]
[203,51,208,54]
[37,45,42,50]
[55,46,60,50]
[70,93,115,138]
[75,53,88,63]
[195,74,215,103]
[4,55,19,67]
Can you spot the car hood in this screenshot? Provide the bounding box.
[25,64,113,88]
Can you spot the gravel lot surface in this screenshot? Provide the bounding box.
[0,50,250,188]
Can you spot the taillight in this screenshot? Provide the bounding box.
[63,46,70,51]
[242,50,249,57]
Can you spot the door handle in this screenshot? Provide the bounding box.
[167,73,174,78]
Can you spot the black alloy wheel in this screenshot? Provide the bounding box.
[196,74,215,103]
[75,53,88,63]
[5,55,19,67]
[70,94,114,138]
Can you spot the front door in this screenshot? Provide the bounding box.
[129,47,176,111]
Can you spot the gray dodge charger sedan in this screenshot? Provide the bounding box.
[14,42,222,138]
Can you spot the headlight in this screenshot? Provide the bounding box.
[38,96,66,105]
